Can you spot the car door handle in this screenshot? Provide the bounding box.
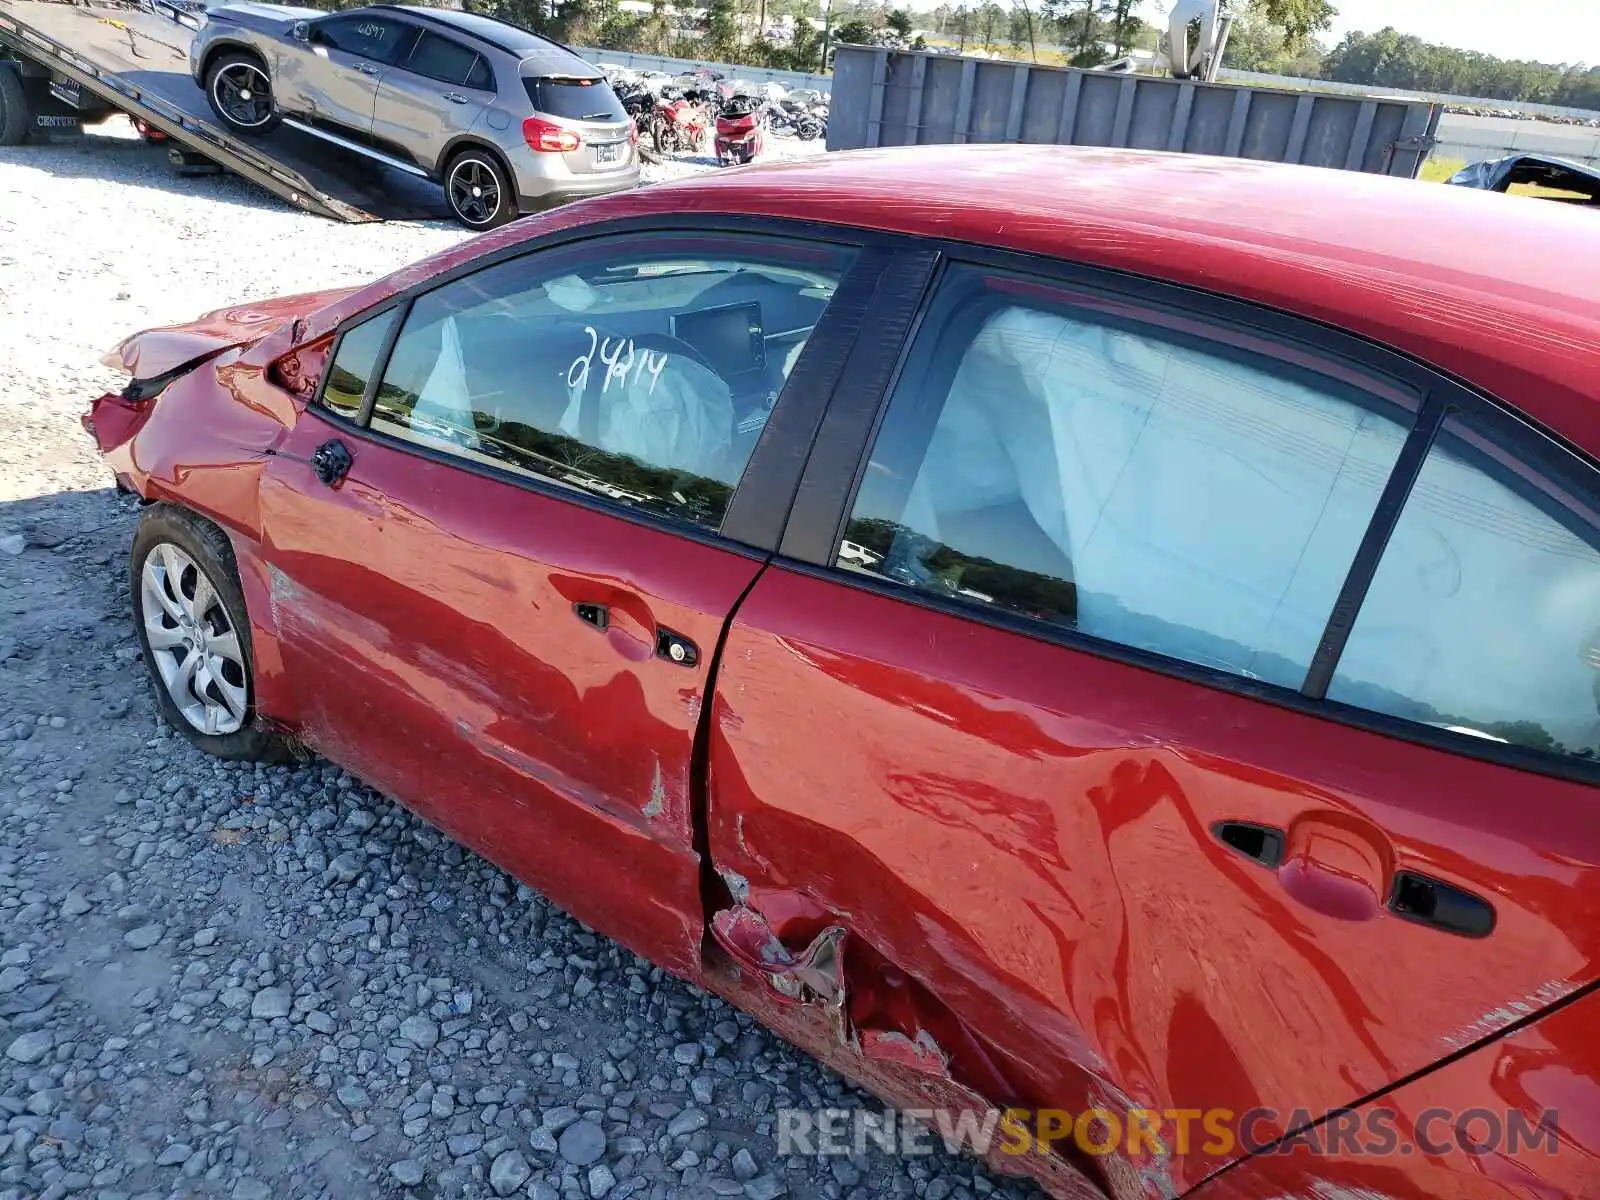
[573,602,698,667]
[443,92,469,104]
[355,62,380,76]
[1388,871,1495,938]
[1212,821,1285,868]
[1218,814,1391,922]
[1216,818,1492,936]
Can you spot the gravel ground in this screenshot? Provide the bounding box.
[0,123,1038,1200]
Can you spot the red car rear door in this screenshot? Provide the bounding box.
[704,250,1600,1196]
[255,221,887,976]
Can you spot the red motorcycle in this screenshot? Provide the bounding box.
[650,89,710,155]
[714,99,764,166]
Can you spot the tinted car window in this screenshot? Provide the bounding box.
[1329,417,1600,760]
[465,55,493,92]
[404,32,480,87]
[841,266,1413,688]
[320,308,400,420]
[525,77,627,121]
[311,15,414,63]
[367,236,854,533]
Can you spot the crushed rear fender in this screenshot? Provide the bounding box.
[85,287,355,530]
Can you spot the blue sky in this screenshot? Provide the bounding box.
[1318,0,1600,62]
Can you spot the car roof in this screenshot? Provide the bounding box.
[364,4,599,73]
[321,145,1600,455]
[631,146,1600,454]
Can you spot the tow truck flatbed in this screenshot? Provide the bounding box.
[0,0,446,221]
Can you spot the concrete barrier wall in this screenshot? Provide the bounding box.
[1434,112,1600,167]
[1219,69,1600,123]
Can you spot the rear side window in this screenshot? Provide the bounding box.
[465,56,493,91]
[320,308,400,420]
[524,77,627,121]
[842,266,1412,689]
[1329,418,1600,761]
[404,32,482,87]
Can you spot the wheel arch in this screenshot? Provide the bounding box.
[198,39,269,87]
[135,499,297,734]
[434,135,516,189]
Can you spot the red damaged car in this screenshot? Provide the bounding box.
[85,146,1600,1200]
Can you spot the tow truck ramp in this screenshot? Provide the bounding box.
[0,0,446,221]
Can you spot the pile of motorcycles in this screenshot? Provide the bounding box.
[609,68,829,166]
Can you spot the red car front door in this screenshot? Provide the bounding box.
[704,254,1600,1196]
[257,224,874,976]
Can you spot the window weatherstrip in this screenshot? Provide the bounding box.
[721,244,910,552]
[357,299,413,427]
[1300,388,1449,701]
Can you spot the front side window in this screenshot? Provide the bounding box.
[312,15,414,63]
[367,236,854,533]
[319,308,399,420]
[842,267,1413,689]
[1329,418,1600,761]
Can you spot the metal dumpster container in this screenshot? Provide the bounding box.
[827,45,1440,178]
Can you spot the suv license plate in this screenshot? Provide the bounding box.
[594,141,619,165]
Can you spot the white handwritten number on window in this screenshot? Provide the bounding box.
[567,328,669,396]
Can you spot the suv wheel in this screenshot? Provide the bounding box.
[444,149,517,229]
[131,505,287,761]
[205,52,280,135]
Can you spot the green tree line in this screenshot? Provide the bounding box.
[469,0,829,71]
[305,0,1597,106]
[1224,0,1600,110]
[1317,27,1600,109]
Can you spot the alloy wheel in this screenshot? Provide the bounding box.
[448,158,501,226]
[212,62,273,129]
[139,542,249,736]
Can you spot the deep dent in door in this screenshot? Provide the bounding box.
[700,800,1116,1198]
[696,566,1600,1200]
[695,929,1112,1200]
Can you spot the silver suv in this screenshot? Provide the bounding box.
[189,3,640,228]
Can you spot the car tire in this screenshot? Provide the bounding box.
[130,504,289,762]
[204,51,281,135]
[443,147,517,230]
[0,62,32,147]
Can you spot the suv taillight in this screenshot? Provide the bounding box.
[523,117,580,153]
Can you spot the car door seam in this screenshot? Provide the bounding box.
[1190,973,1600,1194]
[688,551,775,935]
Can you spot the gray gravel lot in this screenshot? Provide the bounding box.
[0,125,1038,1199]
